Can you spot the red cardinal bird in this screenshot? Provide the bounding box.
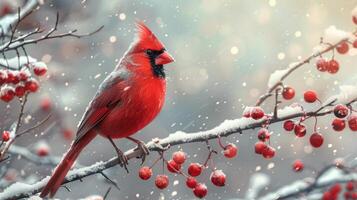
[40,22,174,198]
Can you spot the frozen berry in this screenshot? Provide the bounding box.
[33,62,48,76]
[14,85,26,97]
[254,141,267,154]
[333,104,349,118]
[223,143,238,158]
[283,120,295,131]
[327,59,339,74]
[17,71,29,81]
[186,177,198,189]
[282,86,295,100]
[172,151,186,164]
[322,191,333,200]
[2,130,10,141]
[310,132,324,148]
[155,174,169,189]
[292,160,304,172]
[332,118,345,132]
[336,42,349,54]
[210,170,226,187]
[348,115,357,131]
[257,128,270,142]
[316,58,328,72]
[62,128,74,141]
[188,163,203,177]
[25,79,39,92]
[262,146,275,159]
[0,87,15,102]
[167,160,181,173]
[36,142,50,157]
[251,107,265,120]
[193,183,207,199]
[138,166,152,180]
[294,123,306,137]
[0,70,7,84]
[304,90,318,103]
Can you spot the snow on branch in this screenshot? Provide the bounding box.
[258,165,357,200]
[0,98,354,200]
[0,0,41,35]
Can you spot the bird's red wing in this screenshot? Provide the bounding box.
[73,74,124,144]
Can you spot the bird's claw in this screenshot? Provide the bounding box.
[116,150,129,173]
[134,140,150,165]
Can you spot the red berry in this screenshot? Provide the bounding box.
[345,191,352,199]
[332,118,345,132]
[292,160,304,172]
[2,131,10,141]
[322,191,333,200]
[172,151,186,164]
[25,79,39,92]
[155,174,169,189]
[316,58,328,72]
[348,115,357,131]
[262,146,275,159]
[193,183,207,199]
[304,90,318,103]
[33,62,48,76]
[346,181,354,191]
[294,123,306,137]
[282,86,295,100]
[254,141,267,154]
[353,40,357,48]
[353,16,357,25]
[186,177,198,189]
[223,143,238,158]
[0,70,7,85]
[62,128,74,141]
[188,163,203,177]
[14,85,26,97]
[351,192,357,199]
[251,107,265,120]
[242,107,251,118]
[283,120,295,131]
[6,70,15,83]
[167,159,181,173]
[138,166,152,180]
[210,170,226,187]
[0,86,15,102]
[17,71,29,81]
[333,104,349,118]
[327,59,339,74]
[330,184,342,195]
[36,142,50,157]
[40,97,52,111]
[336,42,349,54]
[257,128,270,142]
[310,132,324,148]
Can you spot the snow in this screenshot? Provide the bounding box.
[323,26,351,44]
[267,62,297,88]
[325,84,357,105]
[245,173,270,199]
[0,56,37,69]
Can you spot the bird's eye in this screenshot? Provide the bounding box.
[146,49,153,55]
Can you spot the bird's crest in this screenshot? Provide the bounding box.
[133,21,165,52]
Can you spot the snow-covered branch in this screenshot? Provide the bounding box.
[258,165,357,200]
[1,98,355,199]
[0,0,41,35]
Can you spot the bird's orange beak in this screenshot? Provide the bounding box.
[155,51,174,65]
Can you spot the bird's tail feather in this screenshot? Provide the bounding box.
[40,130,97,198]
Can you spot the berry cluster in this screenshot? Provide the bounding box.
[0,62,47,102]
[138,144,237,198]
[254,128,276,159]
[332,104,357,132]
[322,182,357,200]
